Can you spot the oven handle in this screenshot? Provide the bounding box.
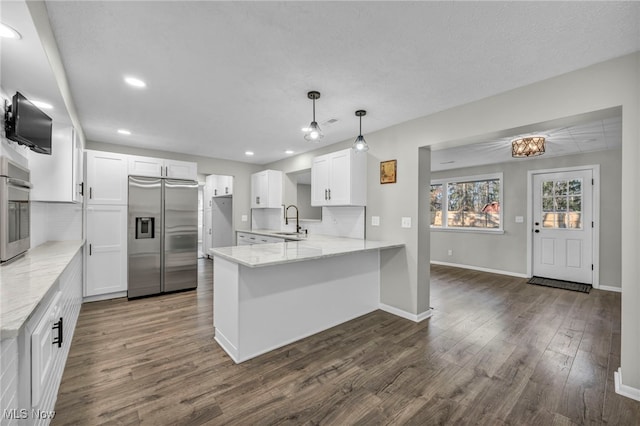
[7,178,32,189]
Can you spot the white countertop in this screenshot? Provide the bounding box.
[0,240,84,339]
[235,228,307,240]
[210,233,404,268]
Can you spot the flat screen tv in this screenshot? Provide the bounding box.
[4,92,52,155]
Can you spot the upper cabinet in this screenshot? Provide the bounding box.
[29,125,83,203]
[128,155,197,180]
[311,148,366,206]
[251,170,282,208]
[85,150,128,205]
[206,174,233,198]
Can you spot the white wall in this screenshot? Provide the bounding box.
[430,148,622,288]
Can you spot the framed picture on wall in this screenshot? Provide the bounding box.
[380,160,397,184]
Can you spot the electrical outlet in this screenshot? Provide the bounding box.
[241,215,248,222]
[448,249,453,256]
[401,217,411,228]
[515,216,524,223]
[372,216,380,226]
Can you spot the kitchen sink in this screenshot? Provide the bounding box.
[274,232,302,236]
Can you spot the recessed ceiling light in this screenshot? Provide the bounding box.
[31,100,53,110]
[117,129,131,135]
[0,23,21,40]
[245,151,254,156]
[124,76,146,88]
[285,150,294,155]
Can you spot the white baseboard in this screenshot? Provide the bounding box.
[430,260,529,278]
[598,285,622,293]
[614,367,640,401]
[83,291,127,303]
[379,303,432,323]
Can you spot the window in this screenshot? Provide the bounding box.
[541,178,582,229]
[430,173,503,231]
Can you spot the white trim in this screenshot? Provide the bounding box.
[83,291,127,303]
[527,165,600,288]
[379,303,432,322]
[614,368,640,401]
[598,285,622,293]
[214,329,240,363]
[430,260,529,279]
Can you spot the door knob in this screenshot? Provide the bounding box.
[534,229,540,233]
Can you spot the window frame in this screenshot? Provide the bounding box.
[430,172,504,234]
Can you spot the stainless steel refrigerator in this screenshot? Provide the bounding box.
[128,176,198,298]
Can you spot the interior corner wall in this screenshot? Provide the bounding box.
[430,148,622,288]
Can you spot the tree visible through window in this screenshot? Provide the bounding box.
[430,173,502,230]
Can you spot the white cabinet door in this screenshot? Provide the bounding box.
[251,170,282,208]
[327,150,351,205]
[128,155,164,178]
[165,160,197,180]
[311,155,330,206]
[86,151,128,205]
[72,129,83,203]
[29,125,80,203]
[30,292,60,408]
[204,208,212,256]
[216,175,233,196]
[86,205,127,296]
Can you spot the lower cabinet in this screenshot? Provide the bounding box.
[85,205,127,297]
[3,249,83,426]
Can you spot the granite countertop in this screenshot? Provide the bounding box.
[210,233,403,268]
[0,240,84,339]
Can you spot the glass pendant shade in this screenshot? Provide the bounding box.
[352,110,369,152]
[512,136,546,157]
[304,121,323,142]
[304,91,323,142]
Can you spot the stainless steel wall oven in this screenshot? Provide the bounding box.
[1,156,31,263]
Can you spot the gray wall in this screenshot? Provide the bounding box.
[296,184,321,220]
[430,148,622,288]
[86,140,262,236]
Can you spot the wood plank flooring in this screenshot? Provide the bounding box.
[52,261,640,425]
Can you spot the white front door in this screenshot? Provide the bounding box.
[532,169,593,284]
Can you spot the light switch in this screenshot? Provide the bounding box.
[372,216,380,226]
[241,214,248,222]
[401,217,412,228]
[515,216,524,223]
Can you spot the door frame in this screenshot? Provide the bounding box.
[526,164,601,288]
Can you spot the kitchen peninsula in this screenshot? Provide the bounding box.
[209,234,403,363]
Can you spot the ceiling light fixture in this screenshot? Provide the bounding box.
[285,150,294,155]
[245,151,254,156]
[352,110,369,153]
[0,23,21,39]
[303,91,323,142]
[31,100,53,110]
[117,129,131,135]
[124,76,146,88]
[511,135,546,158]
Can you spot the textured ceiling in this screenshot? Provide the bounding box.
[4,1,640,165]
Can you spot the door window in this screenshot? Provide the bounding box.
[541,178,582,229]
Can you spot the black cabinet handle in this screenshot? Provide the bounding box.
[89,243,92,255]
[52,317,63,348]
[89,187,93,199]
[80,182,84,196]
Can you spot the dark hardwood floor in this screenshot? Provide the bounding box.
[52,261,640,425]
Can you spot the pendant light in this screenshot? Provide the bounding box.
[304,91,323,142]
[352,110,369,152]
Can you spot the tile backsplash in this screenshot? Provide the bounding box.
[31,202,83,248]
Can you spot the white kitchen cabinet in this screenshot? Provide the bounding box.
[206,174,233,197]
[236,231,285,245]
[128,155,197,180]
[85,205,127,296]
[203,208,213,256]
[85,150,128,205]
[15,249,83,424]
[311,148,366,206]
[251,170,282,208]
[29,125,83,203]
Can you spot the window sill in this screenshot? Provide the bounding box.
[430,227,505,235]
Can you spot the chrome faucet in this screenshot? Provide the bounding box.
[285,204,301,233]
